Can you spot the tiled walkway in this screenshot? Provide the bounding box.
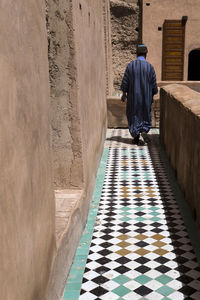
[63,129,200,300]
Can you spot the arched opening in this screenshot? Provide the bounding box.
[188,49,200,80]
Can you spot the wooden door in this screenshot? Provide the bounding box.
[162,20,185,81]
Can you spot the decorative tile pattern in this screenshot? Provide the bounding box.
[64,129,200,300]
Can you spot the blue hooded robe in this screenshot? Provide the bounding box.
[120,56,158,138]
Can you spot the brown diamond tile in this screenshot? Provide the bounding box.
[116,249,131,256]
[153,248,168,256]
[135,248,150,256]
[153,241,167,248]
[134,234,148,241]
[117,234,130,241]
[152,234,165,241]
[117,241,131,248]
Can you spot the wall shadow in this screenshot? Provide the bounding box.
[147,133,200,297]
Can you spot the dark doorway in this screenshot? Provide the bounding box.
[188,49,200,80]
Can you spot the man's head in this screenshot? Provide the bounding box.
[137,44,148,58]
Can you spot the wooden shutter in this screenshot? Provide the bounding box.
[162,20,185,81]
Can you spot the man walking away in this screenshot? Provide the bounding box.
[120,44,158,144]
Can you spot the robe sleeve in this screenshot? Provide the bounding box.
[120,65,129,93]
[151,66,158,96]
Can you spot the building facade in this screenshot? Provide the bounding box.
[142,0,200,81]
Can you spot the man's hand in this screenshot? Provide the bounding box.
[121,93,127,102]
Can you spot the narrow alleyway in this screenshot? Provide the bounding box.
[63,129,200,300]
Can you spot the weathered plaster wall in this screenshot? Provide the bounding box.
[0,1,56,299]
[160,84,200,227]
[142,0,200,81]
[110,0,141,91]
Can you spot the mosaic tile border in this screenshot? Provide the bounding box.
[63,148,109,300]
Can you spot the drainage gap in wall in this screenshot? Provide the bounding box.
[158,27,162,31]
[146,3,150,6]
[79,3,82,10]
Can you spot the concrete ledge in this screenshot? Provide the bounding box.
[158,81,200,93]
[46,189,86,300]
[160,84,200,228]
[107,96,127,128]
[107,95,160,128]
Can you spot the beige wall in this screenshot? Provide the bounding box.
[160,84,200,227]
[0,1,56,299]
[73,0,107,194]
[142,0,200,80]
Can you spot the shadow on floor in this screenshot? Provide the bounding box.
[148,133,200,297]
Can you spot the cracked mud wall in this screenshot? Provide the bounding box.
[110,0,141,92]
[46,0,84,189]
[46,0,110,190]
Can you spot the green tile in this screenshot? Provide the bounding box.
[135,275,152,284]
[120,216,131,221]
[156,286,174,296]
[149,207,159,211]
[155,275,173,284]
[134,207,145,211]
[120,207,130,211]
[113,275,130,285]
[66,281,82,290]
[63,289,80,300]
[150,217,161,221]
[113,286,131,297]
[135,217,146,222]
[150,212,160,216]
[67,272,83,283]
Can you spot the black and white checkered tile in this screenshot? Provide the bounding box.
[79,129,200,300]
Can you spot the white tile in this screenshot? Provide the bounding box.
[145,260,160,269]
[166,279,182,290]
[165,270,180,279]
[84,270,99,280]
[146,291,163,300]
[123,280,140,290]
[101,291,119,300]
[123,291,142,300]
[79,292,96,300]
[125,261,140,269]
[85,261,101,270]
[145,279,162,290]
[169,291,184,300]
[81,281,98,292]
[165,260,178,269]
[105,261,121,270]
[101,280,119,291]
[145,269,162,279]
[125,270,141,280]
[88,253,102,261]
[104,270,120,280]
